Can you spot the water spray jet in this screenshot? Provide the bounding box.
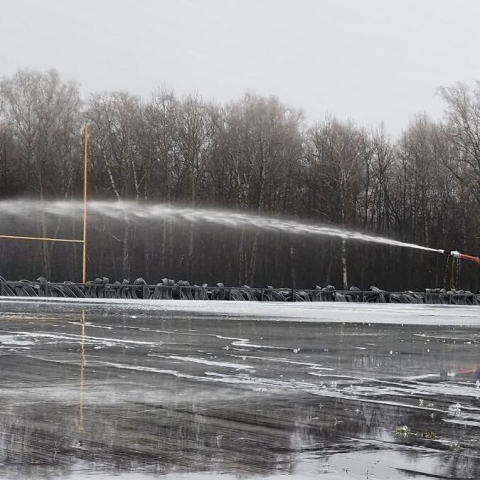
[0,200,461,254]
[2,199,480,292]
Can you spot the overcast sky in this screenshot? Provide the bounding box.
[2,0,480,136]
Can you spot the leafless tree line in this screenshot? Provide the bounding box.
[1,69,480,291]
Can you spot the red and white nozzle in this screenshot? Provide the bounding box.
[439,249,480,265]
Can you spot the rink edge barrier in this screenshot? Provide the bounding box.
[0,277,478,304]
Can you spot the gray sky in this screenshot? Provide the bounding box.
[2,0,480,135]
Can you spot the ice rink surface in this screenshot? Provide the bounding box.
[1,298,480,479]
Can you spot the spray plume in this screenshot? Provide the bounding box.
[0,200,444,253]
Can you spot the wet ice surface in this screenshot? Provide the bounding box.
[1,300,480,479]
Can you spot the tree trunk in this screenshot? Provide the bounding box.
[341,238,348,290]
[238,229,245,285]
[290,246,296,288]
[248,231,259,286]
[122,224,130,280]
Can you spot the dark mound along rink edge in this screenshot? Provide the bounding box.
[0,276,479,304]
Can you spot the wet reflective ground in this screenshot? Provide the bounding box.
[1,300,480,479]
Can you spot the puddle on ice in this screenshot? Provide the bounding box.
[1,300,480,479]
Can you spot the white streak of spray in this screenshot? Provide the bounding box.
[0,200,441,253]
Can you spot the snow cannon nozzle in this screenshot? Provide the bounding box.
[438,249,461,258]
[438,249,480,265]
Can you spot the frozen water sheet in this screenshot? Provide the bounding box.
[1,300,480,479]
[2,296,480,325]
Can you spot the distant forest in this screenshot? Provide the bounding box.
[1,69,480,292]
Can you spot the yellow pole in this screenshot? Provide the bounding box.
[82,125,89,284]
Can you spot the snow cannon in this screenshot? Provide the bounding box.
[439,249,480,266]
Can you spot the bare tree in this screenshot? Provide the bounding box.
[86,91,145,279]
[0,69,82,277]
[306,118,367,288]
[0,69,82,197]
[214,94,304,284]
[438,82,480,208]
[141,88,179,275]
[174,94,213,276]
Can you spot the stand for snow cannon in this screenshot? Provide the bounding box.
[439,249,480,290]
